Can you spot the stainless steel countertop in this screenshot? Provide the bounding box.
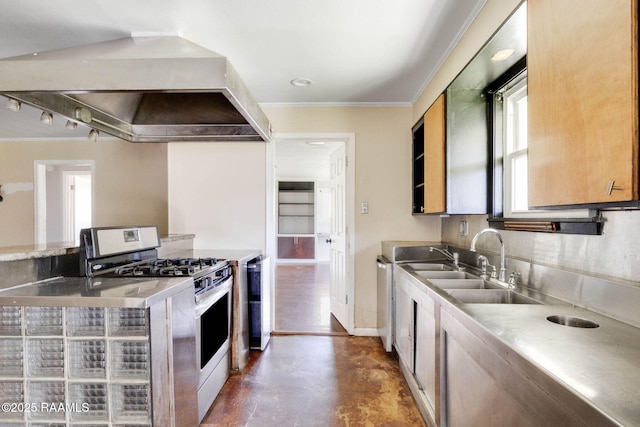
[0,275,193,308]
[456,303,640,426]
[399,262,640,426]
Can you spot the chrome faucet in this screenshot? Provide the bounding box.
[476,254,496,280]
[429,246,462,271]
[470,228,506,282]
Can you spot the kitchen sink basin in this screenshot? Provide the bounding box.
[415,271,479,280]
[428,279,498,290]
[446,289,542,305]
[404,263,452,271]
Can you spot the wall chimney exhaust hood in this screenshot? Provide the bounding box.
[0,36,271,142]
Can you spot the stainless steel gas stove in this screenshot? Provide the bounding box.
[79,225,233,422]
[79,226,232,299]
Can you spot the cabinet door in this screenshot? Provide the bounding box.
[295,236,315,259]
[528,0,638,207]
[415,299,437,419]
[423,94,446,213]
[277,236,315,259]
[394,276,414,371]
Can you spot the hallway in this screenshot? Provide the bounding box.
[201,335,426,426]
[274,263,347,335]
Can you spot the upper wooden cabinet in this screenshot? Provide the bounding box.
[423,94,447,214]
[528,0,638,207]
[412,89,490,215]
[412,94,447,214]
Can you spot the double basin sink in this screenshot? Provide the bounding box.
[407,263,541,305]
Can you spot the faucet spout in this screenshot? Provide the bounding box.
[469,228,506,282]
[428,246,461,270]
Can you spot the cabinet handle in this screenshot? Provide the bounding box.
[606,180,624,195]
[326,238,333,244]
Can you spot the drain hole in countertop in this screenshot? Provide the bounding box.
[547,315,599,328]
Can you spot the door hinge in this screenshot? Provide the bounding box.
[345,156,348,167]
[345,294,348,304]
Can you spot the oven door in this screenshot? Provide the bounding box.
[195,276,232,390]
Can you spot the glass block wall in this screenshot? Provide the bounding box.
[0,305,151,426]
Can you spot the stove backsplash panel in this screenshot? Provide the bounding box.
[0,253,80,291]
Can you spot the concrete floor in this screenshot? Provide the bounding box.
[201,335,426,426]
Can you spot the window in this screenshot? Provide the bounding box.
[497,73,591,220]
[502,77,529,217]
[487,67,600,234]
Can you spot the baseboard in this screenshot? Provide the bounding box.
[352,327,379,337]
[271,330,348,337]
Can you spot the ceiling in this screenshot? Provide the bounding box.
[275,141,344,181]
[0,0,486,139]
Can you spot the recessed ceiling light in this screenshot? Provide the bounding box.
[491,49,515,61]
[306,141,325,146]
[291,77,313,87]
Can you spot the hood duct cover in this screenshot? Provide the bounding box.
[0,36,271,142]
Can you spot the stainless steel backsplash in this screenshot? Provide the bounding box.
[442,211,640,327]
[442,210,640,286]
[0,253,80,290]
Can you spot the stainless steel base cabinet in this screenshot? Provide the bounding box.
[440,309,611,427]
[376,256,393,352]
[394,267,438,426]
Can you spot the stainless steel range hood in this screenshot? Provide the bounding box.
[0,36,271,142]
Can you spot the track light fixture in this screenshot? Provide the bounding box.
[40,111,53,125]
[65,120,78,130]
[88,129,99,141]
[6,98,21,112]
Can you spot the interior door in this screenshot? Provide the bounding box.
[329,144,348,329]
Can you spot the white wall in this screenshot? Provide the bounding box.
[167,142,267,251]
[0,139,168,246]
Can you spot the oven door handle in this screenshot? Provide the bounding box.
[195,277,232,315]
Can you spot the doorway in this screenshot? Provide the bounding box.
[268,134,355,335]
[34,160,94,245]
[274,263,346,334]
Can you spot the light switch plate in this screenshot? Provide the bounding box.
[459,220,468,237]
[361,202,369,214]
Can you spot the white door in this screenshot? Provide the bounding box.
[34,161,93,245]
[63,171,92,242]
[329,144,348,329]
